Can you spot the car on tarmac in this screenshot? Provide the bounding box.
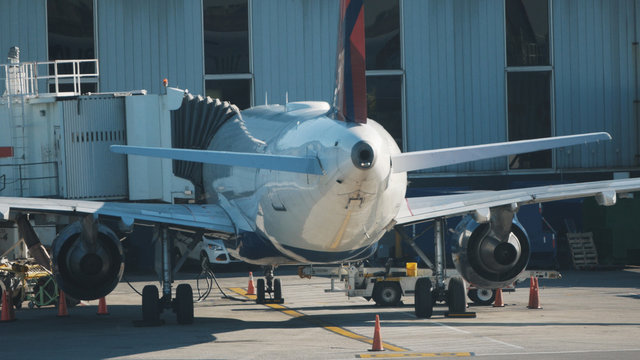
[174,235,240,270]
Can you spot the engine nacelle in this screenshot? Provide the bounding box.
[51,221,124,300]
[451,212,530,289]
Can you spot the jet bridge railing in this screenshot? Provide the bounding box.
[0,161,59,197]
[1,59,99,98]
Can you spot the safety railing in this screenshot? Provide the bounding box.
[1,59,99,98]
[0,161,60,197]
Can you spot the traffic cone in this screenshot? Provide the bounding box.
[97,297,109,315]
[1,290,15,322]
[527,277,542,309]
[370,314,384,351]
[493,288,504,307]
[246,272,256,295]
[57,290,69,317]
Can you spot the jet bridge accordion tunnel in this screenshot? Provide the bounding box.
[170,94,241,202]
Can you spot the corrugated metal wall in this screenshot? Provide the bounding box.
[251,0,338,105]
[404,0,506,172]
[553,0,638,169]
[96,0,204,95]
[0,0,47,95]
[62,96,128,199]
[0,0,47,63]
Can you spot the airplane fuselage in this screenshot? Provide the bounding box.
[202,102,407,264]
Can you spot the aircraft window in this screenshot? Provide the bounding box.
[203,0,250,74]
[367,75,403,149]
[507,71,552,169]
[506,0,550,67]
[365,0,401,70]
[205,79,251,110]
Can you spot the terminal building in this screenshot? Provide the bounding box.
[1,0,639,265]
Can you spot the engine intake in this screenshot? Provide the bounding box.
[451,212,530,289]
[51,220,124,300]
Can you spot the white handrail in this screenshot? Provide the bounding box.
[1,58,99,97]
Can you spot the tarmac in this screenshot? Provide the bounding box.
[1,266,639,359]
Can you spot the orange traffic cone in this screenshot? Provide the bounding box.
[57,290,69,317]
[1,290,15,322]
[527,277,542,309]
[493,288,504,307]
[97,297,109,315]
[370,314,384,351]
[246,272,256,295]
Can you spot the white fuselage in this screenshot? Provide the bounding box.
[203,102,407,264]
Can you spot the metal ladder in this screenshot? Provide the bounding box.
[566,232,599,269]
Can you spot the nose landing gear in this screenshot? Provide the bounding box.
[256,267,284,304]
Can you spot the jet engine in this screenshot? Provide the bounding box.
[51,219,124,300]
[451,207,530,289]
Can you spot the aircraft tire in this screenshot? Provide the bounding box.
[467,288,495,306]
[373,281,402,307]
[142,285,160,322]
[273,278,282,300]
[256,278,265,304]
[447,277,466,313]
[414,277,433,318]
[176,283,194,325]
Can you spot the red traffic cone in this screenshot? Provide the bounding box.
[246,272,256,295]
[57,290,69,317]
[493,288,504,307]
[1,290,16,322]
[370,314,384,351]
[527,277,542,309]
[97,297,109,315]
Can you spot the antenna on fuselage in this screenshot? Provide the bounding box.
[265,92,268,105]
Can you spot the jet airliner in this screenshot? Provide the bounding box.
[2,0,640,323]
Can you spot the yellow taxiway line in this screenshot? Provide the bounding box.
[228,287,408,352]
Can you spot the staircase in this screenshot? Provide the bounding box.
[566,232,599,269]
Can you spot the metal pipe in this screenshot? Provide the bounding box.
[161,226,172,299]
[434,218,445,290]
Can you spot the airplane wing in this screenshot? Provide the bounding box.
[395,177,640,225]
[0,197,236,234]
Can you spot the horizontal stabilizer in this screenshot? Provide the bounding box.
[110,145,324,175]
[391,132,611,173]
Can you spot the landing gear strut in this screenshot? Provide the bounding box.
[138,226,194,325]
[398,218,469,318]
[256,266,284,304]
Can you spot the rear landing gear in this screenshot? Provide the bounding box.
[137,226,194,326]
[255,267,284,304]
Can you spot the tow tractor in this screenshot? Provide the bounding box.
[298,262,560,307]
[298,219,561,316]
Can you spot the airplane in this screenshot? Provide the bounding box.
[2,0,640,324]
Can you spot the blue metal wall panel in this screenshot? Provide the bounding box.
[252,0,338,106]
[0,0,47,62]
[97,0,204,95]
[404,0,506,173]
[553,0,637,169]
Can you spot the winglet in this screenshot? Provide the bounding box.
[332,0,367,124]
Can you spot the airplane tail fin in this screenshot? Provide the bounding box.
[391,132,612,173]
[332,0,367,124]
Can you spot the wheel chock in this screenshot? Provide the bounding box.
[444,311,477,318]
